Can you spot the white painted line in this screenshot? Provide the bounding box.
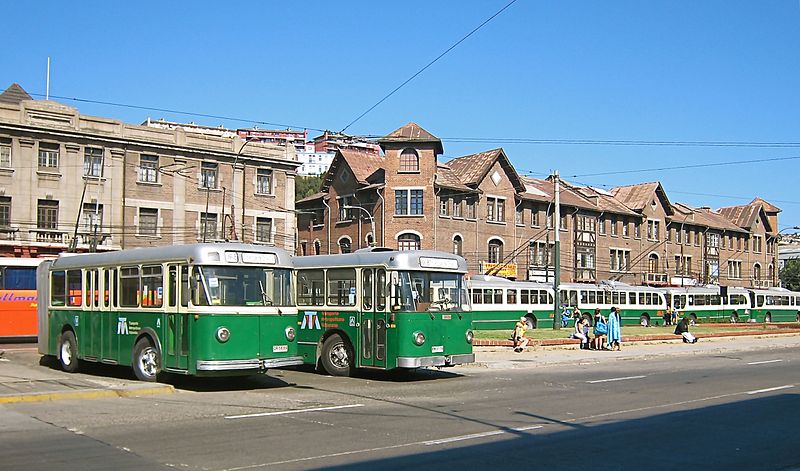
[586,375,646,384]
[746,385,794,395]
[225,404,364,419]
[746,359,783,365]
[424,425,543,446]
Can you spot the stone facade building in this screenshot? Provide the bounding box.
[0,83,298,257]
[297,123,779,289]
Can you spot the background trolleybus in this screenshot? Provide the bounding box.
[37,243,302,381]
[0,257,47,341]
[293,248,474,376]
[468,275,555,330]
[560,281,667,327]
[662,285,752,324]
[747,287,800,323]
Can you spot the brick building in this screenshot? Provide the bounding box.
[296,122,779,289]
[0,83,298,256]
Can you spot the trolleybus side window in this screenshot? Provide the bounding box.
[67,270,82,307]
[628,292,636,305]
[141,265,163,308]
[51,270,66,306]
[103,269,110,308]
[168,266,177,308]
[180,266,190,307]
[520,289,529,304]
[362,269,374,311]
[507,288,517,305]
[327,268,356,306]
[120,266,140,307]
[376,269,386,311]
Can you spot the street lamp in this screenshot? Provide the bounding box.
[343,205,376,247]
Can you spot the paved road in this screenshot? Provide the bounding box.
[1,339,799,470]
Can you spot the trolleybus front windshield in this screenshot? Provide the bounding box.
[396,271,468,312]
[194,266,293,307]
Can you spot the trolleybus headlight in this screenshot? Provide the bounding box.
[466,329,474,344]
[413,331,426,346]
[216,327,231,343]
[285,326,296,342]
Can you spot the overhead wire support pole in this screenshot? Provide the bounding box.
[552,170,561,330]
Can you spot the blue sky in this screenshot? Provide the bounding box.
[2,1,799,230]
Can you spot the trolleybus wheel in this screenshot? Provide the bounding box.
[639,315,650,327]
[764,313,772,323]
[689,314,697,326]
[133,338,161,382]
[524,316,535,330]
[730,312,739,323]
[320,333,352,377]
[59,330,79,373]
[796,313,800,323]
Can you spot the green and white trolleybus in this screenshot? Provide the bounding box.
[747,287,800,323]
[37,243,303,381]
[293,248,475,376]
[469,275,555,330]
[661,285,752,324]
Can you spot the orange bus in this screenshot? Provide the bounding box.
[0,257,45,341]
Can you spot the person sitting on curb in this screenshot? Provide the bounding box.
[513,317,530,353]
[674,317,698,343]
[571,316,590,349]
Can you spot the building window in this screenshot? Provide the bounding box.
[610,217,617,236]
[610,249,630,272]
[338,195,353,221]
[398,233,421,251]
[486,197,505,222]
[138,154,159,183]
[622,220,629,237]
[530,241,554,267]
[675,255,692,276]
[399,149,419,172]
[753,263,761,281]
[466,198,476,219]
[728,236,734,249]
[488,239,503,263]
[515,206,524,225]
[598,216,606,235]
[200,162,218,189]
[737,236,742,250]
[439,197,449,217]
[200,212,217,240]
[80,203,103,233]
[257,169,273,194]
[0,138,11,168]
[546,211,554,229]
[256,217,273,243]
[666,226,672,242]
[728,260,742,279]
[314,240,321,255]
[395,189,423,216]
[695,230,701,246]
[647,220,660,241]
[634,221,641,239]
[560,214,567,231]
[37,200,58,230]
[453,199,462,218]
[753,235,762,253]
[38,143,59,169]
[339,237,352,254]
[453,235,463,256]
[0,196,10,227]
[138,208,158,235]
[83,147,104,177]
[531,207,540,227]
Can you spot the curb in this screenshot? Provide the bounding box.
[0,384,175,404]
[474,328,800,348]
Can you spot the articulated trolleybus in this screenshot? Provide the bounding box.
[294,248,474,376]
[37,243,302,381]
[0,257,46,341]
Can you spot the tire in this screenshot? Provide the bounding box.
[132,338,160,382]
[764,313,772,323]
[689,314,697,326]
[582,314,593,327]
[524,316,535,330]
[730,312,739,324]
[639,315,650,327]
[320,333,353,377]
[59,330,80,373]
[796,313,800,323]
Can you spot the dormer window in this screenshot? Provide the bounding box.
[399,149,419,172]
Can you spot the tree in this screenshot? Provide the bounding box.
[780,259,800,291]
[295,175,323,202]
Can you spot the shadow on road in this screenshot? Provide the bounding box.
[320,394,800,471]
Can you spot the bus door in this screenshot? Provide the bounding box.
[102,268,117,360]
[360,268,387,368]
[164,264,189,371]
[84,269,101,359]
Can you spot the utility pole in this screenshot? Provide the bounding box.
[552,170,561,330]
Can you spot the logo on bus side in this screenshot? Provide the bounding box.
[300,311,321,330]
[117,317,129,335]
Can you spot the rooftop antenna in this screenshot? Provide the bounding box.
[46,57,50,100]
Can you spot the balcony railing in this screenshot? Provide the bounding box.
[30,229,68,244]
[643,272,668,284]
[751,279,772,288]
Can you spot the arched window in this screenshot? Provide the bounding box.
[366,233,375,247]
[339,237,352,254]
[488,239,503,264]
[399,149,419,172]
[314,240,321,255]
[398,233,421,251]
[453,235,463,256]
[753,263,762,281]
[768,263,774,282]
[648,253,659,273]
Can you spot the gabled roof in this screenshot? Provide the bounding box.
[671,203,747,233]
[718,202,774,232]
[296,191,326,205]
[519,176,600,211]
[435,164,474,192]
[320,149,384,192]
[611,181,674,216]
[378,122,443,154]
[0,83,32,105]
[565,182,640,216]
[750,197,781,213]
[446,148,526,193]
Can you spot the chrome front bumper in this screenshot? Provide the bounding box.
[396,353,475,368]
[197,356,304,371]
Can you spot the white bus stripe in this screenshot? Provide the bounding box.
[587,375,646,384]
[746,359,783,365]
[746,385,794,395]
[225,404,364,419]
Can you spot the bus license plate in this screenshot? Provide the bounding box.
[273,345,288,353]
[432,346,444,353]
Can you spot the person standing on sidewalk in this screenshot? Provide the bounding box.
[592,308,608,350]
[607,306,622,351]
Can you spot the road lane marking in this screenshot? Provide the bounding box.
[586,375,646,384]
[424,425,543,445]
[746,385,794,395]
[225,404,364,419]
[746,359,783,365]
